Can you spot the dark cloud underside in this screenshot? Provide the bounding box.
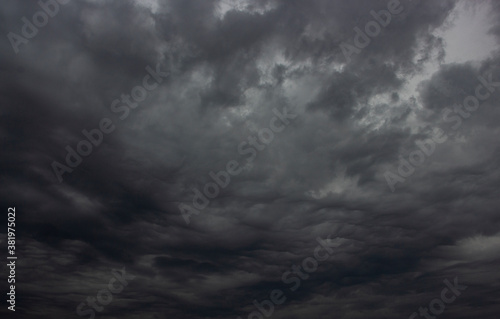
[1,0,500,318]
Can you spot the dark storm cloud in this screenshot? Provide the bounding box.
[1,0,500,318]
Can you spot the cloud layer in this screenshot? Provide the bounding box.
[1,0,500,318]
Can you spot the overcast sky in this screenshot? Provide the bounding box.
[1,0,500,318]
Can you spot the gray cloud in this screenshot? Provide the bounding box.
[1,0,500,318]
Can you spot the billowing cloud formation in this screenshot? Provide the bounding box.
[1,0,500,318]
